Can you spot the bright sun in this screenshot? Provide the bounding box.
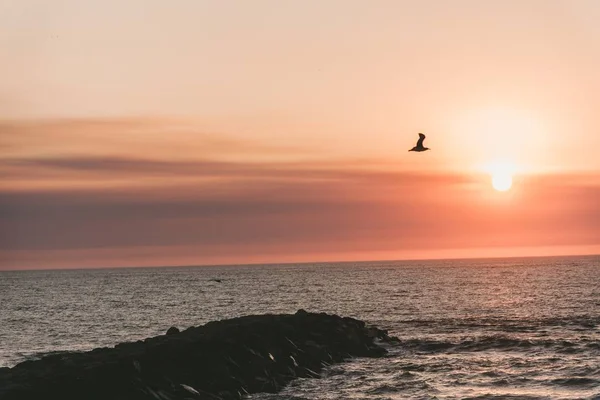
[484,160,516,192]
[492,173,513,192]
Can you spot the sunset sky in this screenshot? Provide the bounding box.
[1,1,599,269]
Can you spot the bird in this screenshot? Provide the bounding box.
[409,133,430,152]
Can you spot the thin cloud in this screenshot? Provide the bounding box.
[0,118,317,160]
[1,168,598,260]
[0,155,470,193]
[1,118,599,269]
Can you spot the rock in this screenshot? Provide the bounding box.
[0,311,397,400]
[166,326,180,335]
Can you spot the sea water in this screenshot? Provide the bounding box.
[1,255,599,399]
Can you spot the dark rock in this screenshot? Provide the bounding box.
[166,326,180,335]
[0,311,397,400]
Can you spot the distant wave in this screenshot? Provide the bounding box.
[462,396,544,400]
[395,335,599,354]
[550,377,599,387]
[394,314,600,331]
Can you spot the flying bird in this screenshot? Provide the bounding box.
[409,133,430,152]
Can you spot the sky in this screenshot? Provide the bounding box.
[1,0,599,269]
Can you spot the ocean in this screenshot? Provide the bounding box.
[1,255,599,399]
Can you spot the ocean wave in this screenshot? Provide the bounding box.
[365,380,434,394]
[462,396,545,400]
[393,315,600,332]
[550,377,600,387]
[394,335,598,354]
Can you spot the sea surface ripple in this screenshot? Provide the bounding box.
[1,255,599,399]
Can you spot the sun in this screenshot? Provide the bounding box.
[482,160,516,192]
[492,172,513,192]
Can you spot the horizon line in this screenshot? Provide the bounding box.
[2,252,598,273]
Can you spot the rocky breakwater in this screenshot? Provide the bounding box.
[0,310,397,400]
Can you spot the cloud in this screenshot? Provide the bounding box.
[0,118,317,162]
[0,154,598,268]
[0,154,441,175]
[1,118,599,269]
[0,163,465,251]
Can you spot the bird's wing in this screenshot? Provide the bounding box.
[417,133,426,147]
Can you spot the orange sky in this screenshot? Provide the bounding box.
[1,1,599,269]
